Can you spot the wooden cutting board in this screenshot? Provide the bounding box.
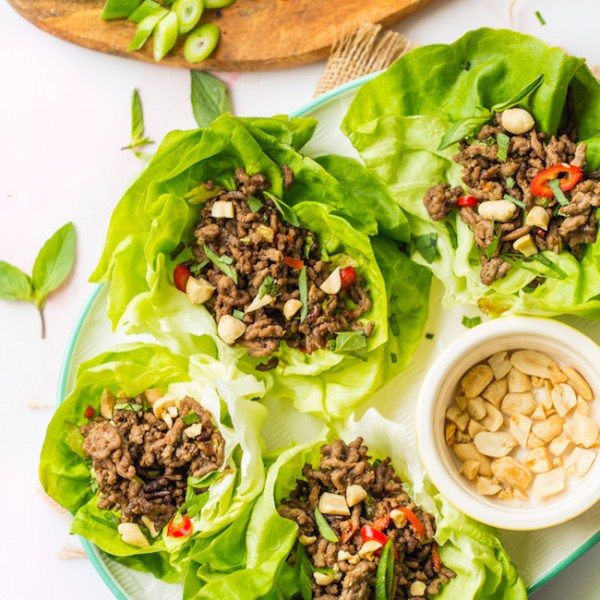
[7,0,434,71]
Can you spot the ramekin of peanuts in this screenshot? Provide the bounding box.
[416,317,600,531]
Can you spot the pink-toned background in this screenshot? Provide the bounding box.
[1,0,598,597]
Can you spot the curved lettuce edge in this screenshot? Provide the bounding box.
[183,409,526,600]
[39,343,268,579]
[90,114,430,419]
[342,27,600,318]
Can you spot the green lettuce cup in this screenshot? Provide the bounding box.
[342,28,600,319]
[182,409,526,600]
[39,343,267,582]
[90,114,431,419]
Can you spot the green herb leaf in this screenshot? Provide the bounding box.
[486,228,501,260]
[232,309,245,320]
[0,261,32,301]
[496,132,510,161]
[184,182,224,205]
[503,193,525,209]
[548,178,569,206]
[123,89,154,154]
[314,507,339,542]
[491,74,544,113]
[263,191,300,227]
[191,71,232,128]
[438,114,491,150]
[444,221,458,250]
[181,410,200,425]
[506,176,515,189]
[414,233,438,263]
[187,470,222,489]
[114,401,143,411]
[247,195,264,213]
[31,222,76,302]
[239,237,250,244]
[535,10,546,25]
[258,275,278,299]
[462,315,482,329]
[296,543,314,600]
[190,259,209,275]
[299,266,308,323]
[203,244,238,284]
[332,331,368,362]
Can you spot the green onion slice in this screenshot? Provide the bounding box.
[314,507,339,543]
[173,0,203,34]
[184,23,221,64]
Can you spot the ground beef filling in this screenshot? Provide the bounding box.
[185,167,373,359]
[82,395,224,532]
[278,438,455,599]
[423,113,600,285]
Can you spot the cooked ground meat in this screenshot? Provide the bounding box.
[278,438,455,599]
[423,112,600,285]
[182,167,374,358]
[82,392,225,532]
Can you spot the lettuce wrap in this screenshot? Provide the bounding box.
[39,343,268,582]
[181,409,526,599]
[90,114,430,419]
[342,28,600,318]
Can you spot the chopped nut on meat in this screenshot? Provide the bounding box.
[217,314,247,345]
[299,535,317,546]
[318,492,350,516]
[140,515,160,538]
[186,276,216,305]
[313,572,335,586]
[118,523,149,548]
[319,267,342,295]
[501,108,535,134]
[389,508,408,528]
[100,388,116,419]
[211,200,235,219]
[283,299,302,320]
[410,581,427,597]
[346,484,367,507]
[184,423,203,439]
[358,540,383,561]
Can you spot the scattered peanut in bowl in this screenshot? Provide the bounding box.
[444,349,599,501]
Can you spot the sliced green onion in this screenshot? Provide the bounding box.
[506,176,515,189]
[128,0,160,22]
[303,236,313,259]
[181,410,200,425]
[184,23,221,64]
[232,309,244,320]
[375,540,395,600]
[314,507,339,543]
[153,11,179,61]
[299,267,308,323]
[503,193,526,209]
[247,195,263,213]
[102,0,142,20]
[128,7,167,51]
[173,0,203,34]
[263,191,300,227]
[462,315,481,329]
[190,259,209,275]
[114,401,143,411]
[548,178,569,206]
[203,244,238,284]
[204,0,235,7]
[258,275,278,299]
[496,132,510,162]
[535,10,546,25]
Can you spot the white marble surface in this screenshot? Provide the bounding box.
[0,0,599,597]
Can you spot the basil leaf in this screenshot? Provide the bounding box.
[414,233,438,263]
[491,74,544,112]
[296,543,314,600]
[258,275,278,299]
[247,195,264,213]
[0,261,32,301]
[314,507,339,542]
[203,244,238,284]
[299,266,308,323]
[182,410,200,425]
[548,178,569,206]
[191,71,232,129]
[462,315,482,329]
[31,222,76,303]
[332,331,368,362]
[438,114,491,150]
[263,191,300,227]
[496,132,510,161]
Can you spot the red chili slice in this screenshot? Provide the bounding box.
[84,405,95,419]
[167,514,193,538]
[173,264,192,292]
[397,507,426,538]
[530,164,583,198]
[432,542,442,572]
[284,256,304,270]
[360,525,388,546]
[340,520,359,543]
[372,514,391,531]
[457,195,478,207]
[340,266,357,289]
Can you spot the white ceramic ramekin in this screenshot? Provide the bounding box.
[416,316,600,530]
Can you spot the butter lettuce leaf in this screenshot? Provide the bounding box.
[342,28,600,319]
[90,114,430,419]
[39,344,267,581]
